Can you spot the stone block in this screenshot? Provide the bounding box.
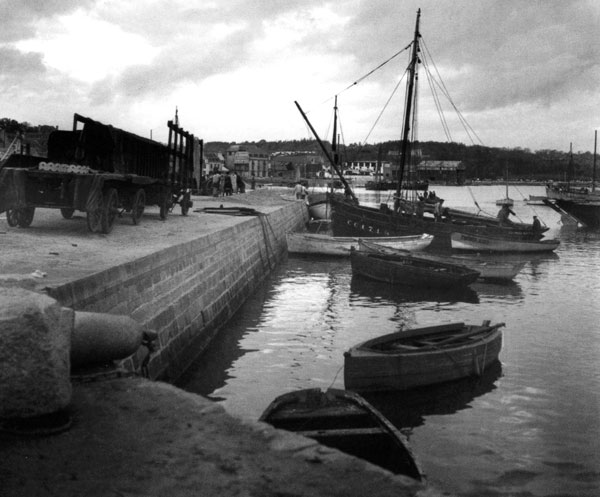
[0,288,73,419]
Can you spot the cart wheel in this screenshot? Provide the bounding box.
[131,188,145,225]
[181,192,192,216]
[16,207,35,228]
[159,195,170,220]
[6,209,19,227]
[86,207,102,233]
[60,208,75,219]
[101,188,119,234]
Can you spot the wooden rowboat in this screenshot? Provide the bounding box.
[358,239,526,281]
[350,246,480,289]
[259,387,425,481]
[344,321,504,393]
[286,232,432,256]
[450,232,560,253]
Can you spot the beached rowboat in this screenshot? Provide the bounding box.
[259,387,425,481]
[344,321,504,392]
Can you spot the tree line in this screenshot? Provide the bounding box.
[2,118,595,181]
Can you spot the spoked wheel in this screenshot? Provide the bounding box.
[16,207,35,227]
[181,191,192,216]
[60,208,75,219]
[131,188,145,225]
[6,209,19,227]
[86,193,103,233]
[101,188,119,234]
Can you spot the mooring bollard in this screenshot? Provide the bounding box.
[0,287,73,425]
[0,285,156,435]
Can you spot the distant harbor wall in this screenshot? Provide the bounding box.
[47,202,308,381]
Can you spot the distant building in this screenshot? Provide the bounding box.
[271,153,325,180]
[249,151,269,178]
[205,152,225,174]
[416,160,466,185]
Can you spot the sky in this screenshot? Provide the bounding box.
[1,0,599,153]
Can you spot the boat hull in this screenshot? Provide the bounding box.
[286,232,433,256]
[357,239,525,281]
[350,247,480,289]
[259,388,424,481]
[330,197,544,250]
[344,322,503,392]
[450,232,560,253]
[555,199,600,228]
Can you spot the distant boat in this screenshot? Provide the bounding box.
[350,246,480,289]
[526,195,548,205]
[450,232,560,253]
[344,320,504,392]
[259,387,425,481]
[495,164,514,206]
[358,239,526,281]
[286,232,433,256]
[544,135,600,227]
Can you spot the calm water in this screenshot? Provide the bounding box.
[179,185,600,497]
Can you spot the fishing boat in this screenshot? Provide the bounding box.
[259,387,425,481]
[358,239,526,281]
[286,232,432,256]
[544,134,600,227]
[450,232,560,253]
[344,320,504,392]
[298,10,543,249]
[350,246,480,289]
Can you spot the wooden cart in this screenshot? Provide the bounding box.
[0,114,201,233]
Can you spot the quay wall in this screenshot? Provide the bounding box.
[46,202,309,381]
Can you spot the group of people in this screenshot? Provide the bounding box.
[209,168,246,197]
[497,203,543,234]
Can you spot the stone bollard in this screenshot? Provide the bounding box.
[71,312,152,369]
[0,287,73,420]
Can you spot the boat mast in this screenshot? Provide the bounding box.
[395,8,421,208]
[294,100,358,202]
[593,130,597,192]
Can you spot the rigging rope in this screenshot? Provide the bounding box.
[420,38,485,146]
[340,43,412,95]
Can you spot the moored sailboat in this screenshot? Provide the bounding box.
[319,10,543,249]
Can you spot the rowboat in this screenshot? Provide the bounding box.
[286,232,433,256]
[344,321,504,392]
[358,239,526,281]
[450,232,560,253]
[259,387,425,481]
[350,246,480,289]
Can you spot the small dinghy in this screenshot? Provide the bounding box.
[344,321,504,393]
[259,387,424,481]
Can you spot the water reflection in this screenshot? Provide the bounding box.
[350,274,479,304]
[471,281,523,301]
[361,360,503,433]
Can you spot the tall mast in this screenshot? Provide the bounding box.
[395,8,421,206]
[593,130,597,192]
[294,100,357,202]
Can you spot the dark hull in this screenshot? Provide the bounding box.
[350,248,480,289]
[555,199,600,228]
[259,388,424,481]
[330,197,543,250]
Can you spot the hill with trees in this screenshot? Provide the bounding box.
[2,117,595,182]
